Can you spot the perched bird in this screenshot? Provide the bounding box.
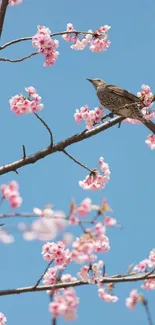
[86,78,155,134]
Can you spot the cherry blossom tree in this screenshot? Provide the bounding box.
[0,1,155,325]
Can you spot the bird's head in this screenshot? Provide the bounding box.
[86,78,107,89]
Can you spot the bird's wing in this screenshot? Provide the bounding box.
[106,85,141,103]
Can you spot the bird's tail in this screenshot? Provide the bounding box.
[142,120,155,135]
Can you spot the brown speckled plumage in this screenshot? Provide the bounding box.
[86,78,155,134]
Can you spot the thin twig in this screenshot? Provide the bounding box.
[142,299,154,325]
[0,271,155,297]
[22,145,26,159]
[34,260,54,288]
[0,0,9,39]
[0,30,101,51]
[34,113,53,146]
[62,149,92,172]
[52,318,56,325]
[0,52,38,63]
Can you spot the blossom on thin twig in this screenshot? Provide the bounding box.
[9,87,44,115]
[32,25,59,67]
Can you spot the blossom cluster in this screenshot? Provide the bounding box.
[1,181,22,209]
[9,86,44,115]
[125,84,155,125]
[18,206,67,241]
[126,289,139,310]
[42,241,71,267]
[74,105,104,130]
[32,25,59,67]
[62,23,111,52]
[0,313,7,325]
[79,157,110,190]
[49,288,79,321]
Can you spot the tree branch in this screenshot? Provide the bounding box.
[0,116,124,175]
[0,271,154,297]
[0,52,38,63]
[0,0,9,39]
[0,30,102,51]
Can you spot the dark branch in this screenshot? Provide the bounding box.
[0,271,154,297]
[0,52,38,63]
[0,0,9,39]
[0,116,124,175]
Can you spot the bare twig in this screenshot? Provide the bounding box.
[34,260,54,288]
[0,116,124,176]
[62,149,92,172]
[34,113,53,146]
[0,0,9,39]
[52,318,56,325]
[142,299,154,325]
[22,145,26,159]
[0,271,155,297]
[0,52,38,63]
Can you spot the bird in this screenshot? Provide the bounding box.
[86,78,155,134]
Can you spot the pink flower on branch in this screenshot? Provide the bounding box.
[125,289,139,310]
[32,25,59,67]
[62,23,111,53]
[125,84,155,125]
[98,287,118,302]
[1,181,22,208]
[74,105,104,130]
[49,288,79,321]
[9,87,44,115]
[79,157,110,190]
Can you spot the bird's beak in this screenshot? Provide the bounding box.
[85,78,93,83]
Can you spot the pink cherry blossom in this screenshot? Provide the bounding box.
[142,278,155,290]
[42,241,71,267]
[125,289,139,310]
[79,157,110,190]
[62,233,73,246]
[49,288,79,321]
[43,266,58,286]
[76,198,92,216]
[32,25,59,67]
[69,216,79,225]
[145,134,155,150]
[134,259,149,272]
[72,224,110,263]
[98,287,118,302]
[74,105,104,130]
[62,23,111,54]
[89,38,111,52]
[0,313,7,325]
[0,229,14,244]
[148,248,155,266]
[9,87,44,115]
[104,216,117,227]
[9,0,22,5]
[1,181,22,208]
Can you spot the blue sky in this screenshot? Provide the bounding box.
[0,0,155,324]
